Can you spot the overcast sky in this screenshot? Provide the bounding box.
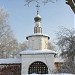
[0,0,74,43]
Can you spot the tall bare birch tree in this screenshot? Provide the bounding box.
[0,7,19,58]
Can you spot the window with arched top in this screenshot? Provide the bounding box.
[28,61,48,74]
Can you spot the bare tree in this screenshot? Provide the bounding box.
[56,27,75,73]
[0,7,19,58]
[19,41,28,51]
[24,0,57,6]
[48,42,56,50]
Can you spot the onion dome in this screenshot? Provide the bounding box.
[34,14,42,22]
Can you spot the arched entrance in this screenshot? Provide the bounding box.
[28,61,48,74]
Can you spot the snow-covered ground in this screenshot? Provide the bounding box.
[30,73,75,75]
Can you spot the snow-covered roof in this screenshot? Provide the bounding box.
[0,58,21,64]
[26,33,50,40]
[35,14,42,18]
[20,49,57,55]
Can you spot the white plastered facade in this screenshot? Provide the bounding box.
[20,14,56,74]
[21,53,55,75]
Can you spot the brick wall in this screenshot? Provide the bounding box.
[0,64,21,75]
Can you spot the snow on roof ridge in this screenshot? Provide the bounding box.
[26,33,50,40]
[20,49,57,55]
[28,33,50,37]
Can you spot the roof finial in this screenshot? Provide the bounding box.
[36,0,40,15]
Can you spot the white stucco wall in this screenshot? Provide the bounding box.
[27,35,49,50]
[21,53,55,75]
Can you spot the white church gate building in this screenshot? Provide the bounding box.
[20,14,56,74]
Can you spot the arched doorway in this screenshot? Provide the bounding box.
[28,61,48,74]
